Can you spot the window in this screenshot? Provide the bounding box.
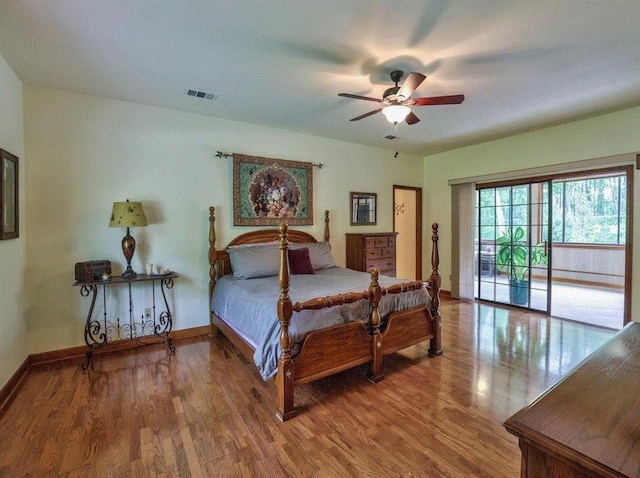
[477,185,537,244]
[549,175,626,245]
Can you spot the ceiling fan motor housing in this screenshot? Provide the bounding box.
[384,70,404,103]
[383,86,400,103]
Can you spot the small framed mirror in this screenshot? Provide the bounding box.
[350,192,377,226]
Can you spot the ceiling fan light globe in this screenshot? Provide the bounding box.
[382,105,411,124]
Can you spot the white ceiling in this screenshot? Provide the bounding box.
[1,1,640,155]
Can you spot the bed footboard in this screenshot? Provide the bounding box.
[293,321,373,384]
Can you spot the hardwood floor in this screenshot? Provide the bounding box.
[0,298,615,477]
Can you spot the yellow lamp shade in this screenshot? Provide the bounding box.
[109,201,148,228]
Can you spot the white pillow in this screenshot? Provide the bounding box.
[228,243,279,279]
[228,240,336,278]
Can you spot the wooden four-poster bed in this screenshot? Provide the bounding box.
[208,207,442,420]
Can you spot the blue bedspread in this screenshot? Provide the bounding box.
[211,267,430,380]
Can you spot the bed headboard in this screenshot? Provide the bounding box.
[208,208,330,293]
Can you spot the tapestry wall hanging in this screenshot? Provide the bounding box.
[233,153,313,226]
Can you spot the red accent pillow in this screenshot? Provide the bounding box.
[288,247,315,275]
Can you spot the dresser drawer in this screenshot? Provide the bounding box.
[364,237,376,248]
[366,257,396,272]
[373,236,390,247]
[365,248,382,259]
[381,247,395,258]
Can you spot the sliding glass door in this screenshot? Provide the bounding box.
[548,172,628,328]
[476,181,551,313]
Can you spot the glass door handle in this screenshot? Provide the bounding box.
[544,241,549,256]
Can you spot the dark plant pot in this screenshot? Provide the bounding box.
[509,280,529,305]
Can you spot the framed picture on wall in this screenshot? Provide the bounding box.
[350,192,377,226]
[233,153,313,226]
[0,149,19,240]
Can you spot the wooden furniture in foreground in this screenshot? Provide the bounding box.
[208,207,442,421]
[504,321,640,478]
[74,273,177,370]
[346,232,397,277]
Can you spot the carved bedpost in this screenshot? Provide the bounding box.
[324,210,330,242]
[429,223,441,313]
[208,207,219,336]
[276,223,296,421]
[428,223,443,357]
[368,269,384,383]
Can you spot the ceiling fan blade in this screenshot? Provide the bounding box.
[349,108,382,121]
[405,111,420,125]
[411,94,465,106]
[338,93,382,103]
[396,72,426,100]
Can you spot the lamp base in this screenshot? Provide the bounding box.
[121,228,138,279]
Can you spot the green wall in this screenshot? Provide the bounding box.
[23,86,424,354]
[0,53,27,390]
[424,105,640,320]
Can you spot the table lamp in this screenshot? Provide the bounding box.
[109,199,148,278]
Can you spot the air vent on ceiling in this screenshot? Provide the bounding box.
[187,89,217,100]
[385,135,399,140]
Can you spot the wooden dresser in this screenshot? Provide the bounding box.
[345,232,397,277]
[504,322,640,478]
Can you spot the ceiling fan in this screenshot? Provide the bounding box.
[338,70,464,126]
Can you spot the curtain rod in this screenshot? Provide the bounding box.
[215,151,324,169]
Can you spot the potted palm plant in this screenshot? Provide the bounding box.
[496,226,548,305]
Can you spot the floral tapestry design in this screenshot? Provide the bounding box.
[233,154,313,226]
